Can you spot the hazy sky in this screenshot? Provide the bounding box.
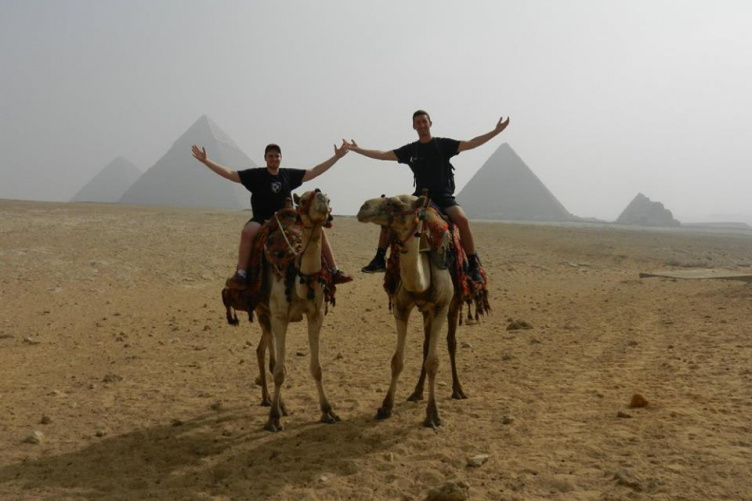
[2,1,751,222]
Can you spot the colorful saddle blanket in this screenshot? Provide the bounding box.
[221,207,336,325]
[384,203,490,322]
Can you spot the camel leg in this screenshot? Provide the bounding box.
[424,307,447,428]
[407,323,429,402]
[307,307,339,424]
[378,303,412,420]
[255,313,273,407]
[447,300,467,400]
[265,315,289,432]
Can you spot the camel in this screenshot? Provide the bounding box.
[222,189,339,431]
[357,194,481,428]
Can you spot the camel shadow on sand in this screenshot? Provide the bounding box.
[0,404,420,501]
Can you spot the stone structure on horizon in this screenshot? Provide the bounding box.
[616,193,681,227]
[70,156,142,203]
[456,143,573,222]
[118,115,254,210]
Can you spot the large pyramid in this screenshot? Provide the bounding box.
[119,116,255,209]
[71,156,142,203]
[456,143,572,222]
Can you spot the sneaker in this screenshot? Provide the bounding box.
[467,255,484,283]
[468,265,483,283]
[332,269,354,284]
[225,272,248,290]
[361,256,386,273]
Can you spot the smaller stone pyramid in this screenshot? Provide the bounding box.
[456,143,572,222]
[70,156,142,203]
[616,193,680,227]
[119,116,255,209]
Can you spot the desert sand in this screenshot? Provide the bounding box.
[1,198,751,501]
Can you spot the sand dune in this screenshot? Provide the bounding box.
[1,199,751,501]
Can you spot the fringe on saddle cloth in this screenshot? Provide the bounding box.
[222,207,336,325]
[383,203,491,324]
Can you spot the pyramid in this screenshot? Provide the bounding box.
[616,193,680,227]
[119,116,255,209]
[456,143,572,222]
[71,156,142,203]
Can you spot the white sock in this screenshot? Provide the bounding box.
[238,269,247,278]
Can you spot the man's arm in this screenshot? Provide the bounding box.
[191,145,241,183]
[302,140,349,182]
[346,140,398,161]
[457,117,510,153]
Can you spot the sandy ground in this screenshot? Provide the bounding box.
[1,198,751,501]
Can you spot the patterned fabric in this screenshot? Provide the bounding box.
[384,204,490,322]
[221,206,337,324]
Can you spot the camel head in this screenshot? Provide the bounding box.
[357,194,428,230]
[294,189,332,228]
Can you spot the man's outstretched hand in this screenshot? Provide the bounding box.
[191,145,208,163]
[496,116,510,133]
[334,139,349,158]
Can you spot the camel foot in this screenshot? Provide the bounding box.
[263,418,284,432]
[451,388,468,400]
[320,411,341,424]
[407,391,424,402]
[376,406,393,420]
[423,414,443,428]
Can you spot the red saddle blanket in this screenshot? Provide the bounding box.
[384,204,490,323]
[222,207,336,325]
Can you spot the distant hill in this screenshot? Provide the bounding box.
[456,143,572,222]
[616,193,680,227]
[119,115,254,209]
[70,156,142,203]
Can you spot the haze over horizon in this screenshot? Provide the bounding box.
[2,1,751,223]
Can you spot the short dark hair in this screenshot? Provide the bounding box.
[264,144,281,155]
[412,110,431,123]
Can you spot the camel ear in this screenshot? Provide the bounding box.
[292,193,301,206]
[415,196,428,209]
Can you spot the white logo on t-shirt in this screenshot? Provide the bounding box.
[271,181,282,193]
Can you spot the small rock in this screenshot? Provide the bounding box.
[210,401,223,411]
[22,431,44,445]
[335,352,344,360]
[384,452,395,462]
[617,411,632,419]
[0,333,14,340]
[629,394,649,408]
[95,429,107,437]
[318,475,329,483]
[23,337,41,345]
[467,454,489,467]
[203,325,211,331]
[425,479,470,501]
[502,415,515,425]
[40,415,52,425]
[296,351,307,357]
[102,374,123,383]
[171,419,184,427]
[245,340,253,347]
[460,342,473,349]
[506,320,533,331]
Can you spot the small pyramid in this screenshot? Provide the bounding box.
[616,193,680,227]
[71,156,142,203]
[457,143,572,221]
[118,116,255,209]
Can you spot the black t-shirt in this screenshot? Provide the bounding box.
[394,137,461,201]
[237,167,306,222]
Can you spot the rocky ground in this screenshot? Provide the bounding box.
[1,199,751,501]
